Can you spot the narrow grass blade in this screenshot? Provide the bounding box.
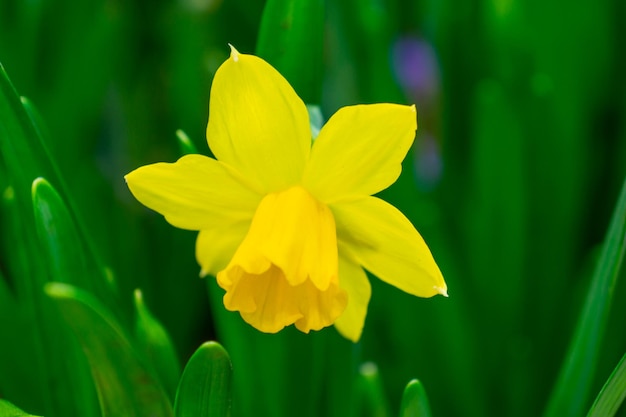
[544,177,626,417]
[45,283,174,417]
[0,65,52,288]
[256,0,323,104]
[0,65,54,181]
[0,399,41,416]
[587,352,626,417]
[399,379,433,417]
[134,289,181,399]
[174,341,232,417]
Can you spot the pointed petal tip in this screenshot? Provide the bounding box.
[199,268,209,278]
[434,285,448,297]
[410,104,418,130]
[228,43,240,62]
[123,169,137,183]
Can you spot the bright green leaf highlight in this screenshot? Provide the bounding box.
[399,379,433,417]
[174,341,233,417]
[544,177,626,417]
[587,352,626,417]
[45,283,174,417]
[176,129,198,156]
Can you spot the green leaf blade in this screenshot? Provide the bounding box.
[355,362,391,417]
[0,399,41,417]
[399,379,433,417]
[587,352,626,417]
[31,177,89,288]
[0,66,101,417]
[174,341,233,417]
[45,283,174,417]
[544,177,626,417]
[134,288,181,399]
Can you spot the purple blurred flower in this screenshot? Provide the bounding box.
[392,36,440,105]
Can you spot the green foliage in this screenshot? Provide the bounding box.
[544,178,626,416]
[176,130,199,156]
[399,380,433,417]
[32,178,90,288]
[355,362,392,417]
[0,60,100,417]
[256,0,324,104]
[0,399,41,417]
[587,352,626,417]
[0,0,625,417]
[134,288,182,399]
[45,283,175,417]
[174,341,233,417]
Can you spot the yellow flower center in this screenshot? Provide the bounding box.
[216,186,347,333]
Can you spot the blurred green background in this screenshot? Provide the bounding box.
[1,0,625,416]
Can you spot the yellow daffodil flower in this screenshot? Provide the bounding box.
[125,45,447,342]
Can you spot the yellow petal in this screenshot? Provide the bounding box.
[333,250,371,342]
[125,154,261,230]
[218,265,347,333]
[195,220,251,277]
[292,279,347,334]
[331,196,447,297]
[303,104,417,203]
[206,46,311,193]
